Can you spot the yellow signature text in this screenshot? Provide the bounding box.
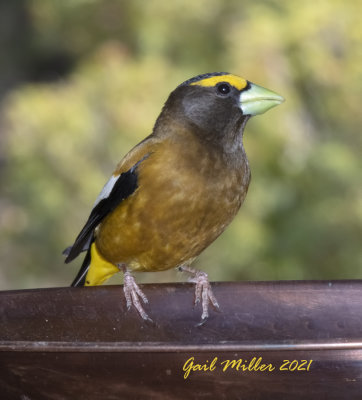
[182,357,313,379]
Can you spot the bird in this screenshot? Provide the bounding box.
[64,72,284,322]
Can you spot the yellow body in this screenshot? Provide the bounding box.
[86,128,250,285]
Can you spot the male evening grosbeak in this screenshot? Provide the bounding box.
[64,72,284,322]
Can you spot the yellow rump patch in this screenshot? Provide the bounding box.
[191,74,248,91]
[84,242,120,286]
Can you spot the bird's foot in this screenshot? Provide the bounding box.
[179,265,220,321]
[121,266,152,322]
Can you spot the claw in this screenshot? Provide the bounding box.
[122,269,152,322]
[179,265,220,321]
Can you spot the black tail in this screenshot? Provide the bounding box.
[71,247,91,287]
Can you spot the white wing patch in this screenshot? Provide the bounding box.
[93,174,119,208]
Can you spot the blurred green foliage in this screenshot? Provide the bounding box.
[0,0,361,289]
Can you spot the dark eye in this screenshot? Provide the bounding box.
[217,83,231,95]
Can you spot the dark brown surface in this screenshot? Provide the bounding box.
[1,281,362,399]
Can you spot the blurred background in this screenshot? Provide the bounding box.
[0,0,361,290]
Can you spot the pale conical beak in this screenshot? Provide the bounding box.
[240,82,284,116]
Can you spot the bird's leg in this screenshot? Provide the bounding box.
[178,265,220,321]
[119,264,152,321]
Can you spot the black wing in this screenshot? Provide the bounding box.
[70,241,92,287]
[64,167,138,264]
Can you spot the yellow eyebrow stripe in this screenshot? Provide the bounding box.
[191,74,248,91]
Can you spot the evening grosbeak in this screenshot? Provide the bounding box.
[64,72,284,322]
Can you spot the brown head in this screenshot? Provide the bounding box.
[153,72,284,154]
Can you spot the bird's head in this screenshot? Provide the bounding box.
[156,72,284,153]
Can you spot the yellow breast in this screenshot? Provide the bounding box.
[95,133,250,272]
